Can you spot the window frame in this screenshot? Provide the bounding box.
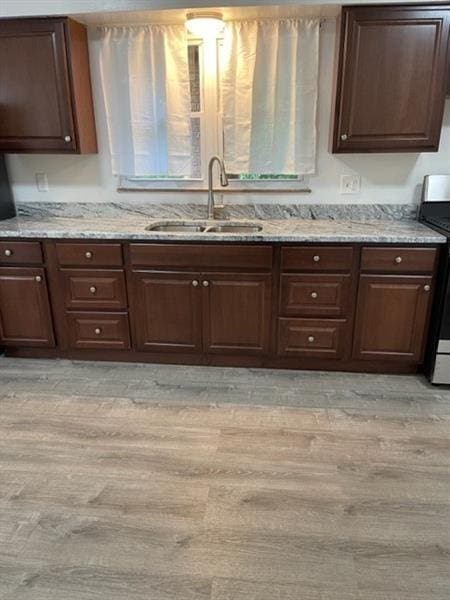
[118,34,310,192]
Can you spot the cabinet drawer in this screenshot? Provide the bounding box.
[61,269,127,310]
[55,243,123,267]
[361,247,437,273]
[280,274,352,317]
[129,244,273,270]
[281,246,354,271]
[0,241,42,265]
[278,318,347,359]
[67,312,130,350]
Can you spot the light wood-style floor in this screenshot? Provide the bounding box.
[1,357,450,599]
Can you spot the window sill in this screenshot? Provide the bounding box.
[117,186,312,194]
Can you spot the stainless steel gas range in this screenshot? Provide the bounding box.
[419,175,450,384]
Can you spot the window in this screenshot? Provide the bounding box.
[120,35,308,191]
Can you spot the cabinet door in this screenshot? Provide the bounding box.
[353,275,433,362]
[0,19,75,152]
[0,268,55,347]
[334,5,450,152]
[132,271,202,353]
[202,273,272,355]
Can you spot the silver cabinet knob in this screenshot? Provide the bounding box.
[424,284,431,292]
[89,286,97,294]
[35,275,42,283]
[94,328,102,335]
[395,256,403,264]
[85,251,93,259]
[202,280,209,287]
[311,291,318,299]
[4,249,12,257]
[341,133,348,141]
[192,280,199,287]
[313,255,320,262]
[64,135,72,142]
[308,336,315,343]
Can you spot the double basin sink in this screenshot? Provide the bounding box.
[146,221,263,234]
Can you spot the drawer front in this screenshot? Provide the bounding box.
[278,318,347,359]
[67,312,130,350]
[56,243,123,267]
[280,274,352,317]
[129,244,273,270]
[281,246,354,271]
[62,269,127,310]
[0,241,42,265]
[361,247,437,273]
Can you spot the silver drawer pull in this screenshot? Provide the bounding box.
[35,275,42,283]
[308,336,315,343]
[424,284,431,292]
[395,256,403,264]
[341,133,348,141]
[89,286,97,294]
[85,251,93,259]
[94,328,102,335]
[202,280,209,287]
[311,291,318,299]
[192,280,199,287]
[313,255,320,262]
[4,249,12,257]
[64,135,72,142]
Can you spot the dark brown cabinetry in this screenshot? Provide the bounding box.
[333,5,450,153]
[0,240,441,374]
[0,267,55,347]
[132,270,272,356]
[353,275,433,361]
[0,18,97,153]
[133,271,203,353]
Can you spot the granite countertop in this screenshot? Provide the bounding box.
[0,214,445,244]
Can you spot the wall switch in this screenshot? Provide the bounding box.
[340,174,361,194]
[36,173,49,192]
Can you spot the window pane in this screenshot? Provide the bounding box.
[191,117,201,179]
[188,45,201,113]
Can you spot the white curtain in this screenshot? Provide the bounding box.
[221,19,320,175]
[98,25,192,177]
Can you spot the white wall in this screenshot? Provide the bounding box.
[6,18,450,206]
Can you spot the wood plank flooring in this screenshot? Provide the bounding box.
[0,357,450,599]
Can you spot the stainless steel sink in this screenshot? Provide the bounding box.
[206,224,263,233]
[145,222,207,232]
[145,221,263,234]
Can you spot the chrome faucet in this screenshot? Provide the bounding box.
[207,155,229,219]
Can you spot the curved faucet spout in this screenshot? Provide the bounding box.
[207,156,229,219]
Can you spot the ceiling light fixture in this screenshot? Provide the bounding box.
[185,12,225,38]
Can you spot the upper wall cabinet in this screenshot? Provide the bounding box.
[333,4,450,153]
[0,18,97,154]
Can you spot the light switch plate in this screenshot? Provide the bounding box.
[36,173,49,192]
[340,174,361,194]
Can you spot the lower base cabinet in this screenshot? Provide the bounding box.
[352,275,434,361]
[0,267,55,347]
[132,271,272,355]
[0,240,440,374]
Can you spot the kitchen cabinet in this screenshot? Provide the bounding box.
[333,4,450,153]
[202,273,272,354]
[0,18,97,153]
[0,267,55,347]
[132,270,272,355]
[132,271,203,353]
[353,275,433,361]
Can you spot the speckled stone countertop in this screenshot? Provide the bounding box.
[0,215,445,244]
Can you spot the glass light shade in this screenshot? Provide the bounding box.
[185,12,225,38]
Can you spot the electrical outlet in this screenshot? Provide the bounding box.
[340,174,361,194]
[36,173,49,192]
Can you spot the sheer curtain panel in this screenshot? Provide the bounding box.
[221,19,320,175]
[98,25,192,177]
